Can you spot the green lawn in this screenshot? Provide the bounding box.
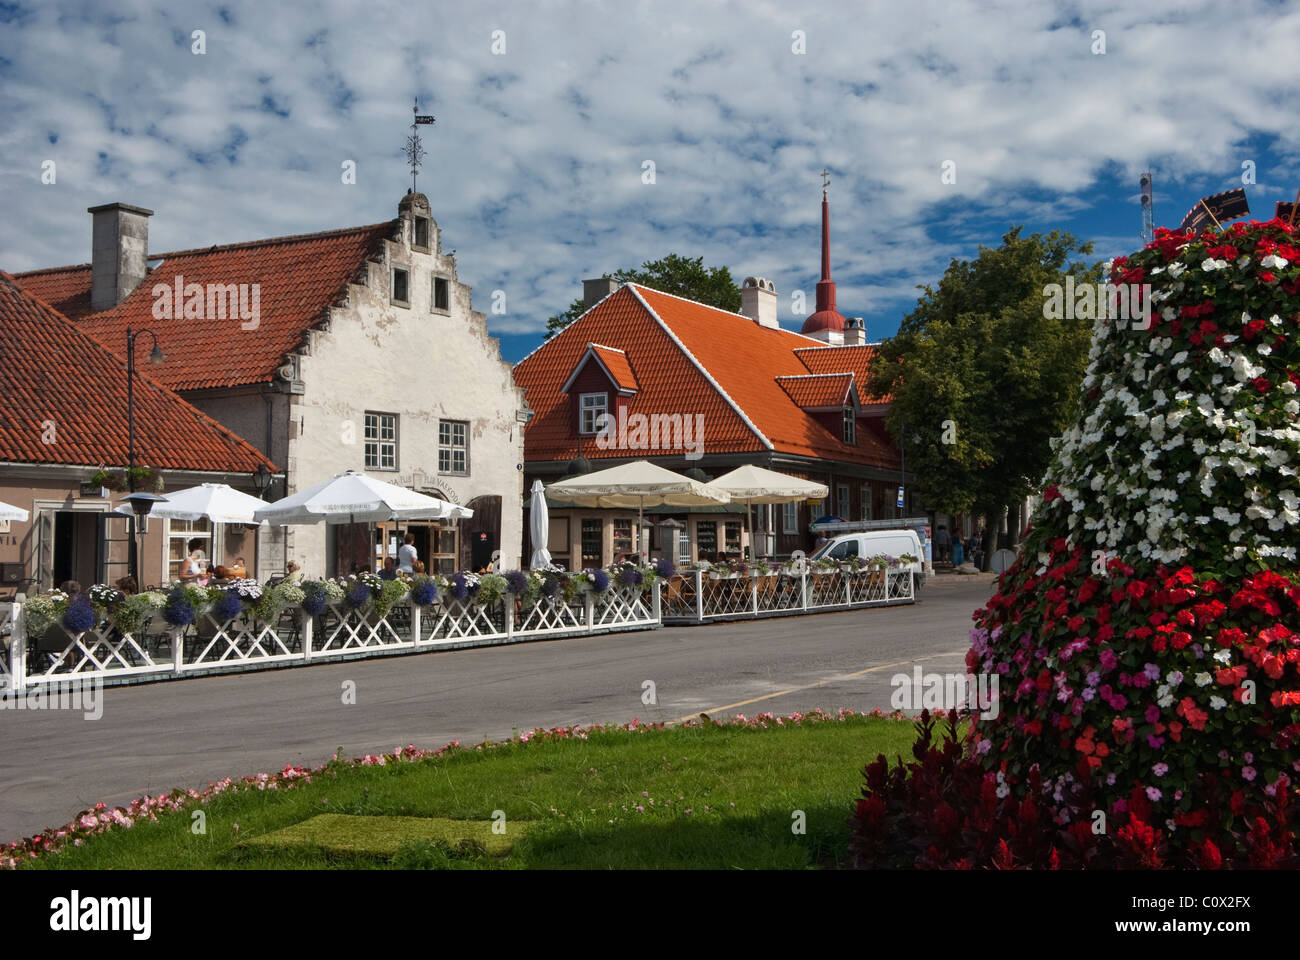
[21,713,921,870]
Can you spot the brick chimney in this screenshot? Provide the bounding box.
[740,276,778,328]
[583,277,619,310]
[89,202,153,311]
[844,316,867,346]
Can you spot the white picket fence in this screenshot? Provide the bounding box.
[0,569,915,690]
[0,585,659,691]
[660,567,915,623]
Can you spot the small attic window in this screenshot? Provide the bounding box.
[391,267,410,307]
[842,406,856,445]
[433,276,449,313]
[413,216,430,250]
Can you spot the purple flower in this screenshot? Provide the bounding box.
[1242,765,1257,782]
[541,573,561,598]
[301,586,327,616]
[63,596,96,634]
[505,570,529,595]
[211,589,244,623]
[346,582,371,609]
[450,573,470,601]
[1145,787,1162,802]
[590,568,610,593]
[163,587,195,628]
[1152,763,1168,777]
[409,579,438,606]
[655,556,675,578]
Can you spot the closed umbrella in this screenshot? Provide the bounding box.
[528,479,552,570]
[544,460,729,561]
[703,465,829,559]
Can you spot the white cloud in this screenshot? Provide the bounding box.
[2,0,1300,350]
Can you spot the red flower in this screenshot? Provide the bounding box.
[1253,376,1271,393]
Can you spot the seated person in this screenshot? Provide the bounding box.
[114,575,138,596]
[411,559,426,576]
[379,557,399,581]
[213,556,248,580]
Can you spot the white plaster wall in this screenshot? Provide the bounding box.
[285,206,525,573]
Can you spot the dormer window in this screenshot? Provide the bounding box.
[842,406,855,444]
[432,276,449,313]
[580,392,608,434]
[413,216,430,250]
[391,267,410,307]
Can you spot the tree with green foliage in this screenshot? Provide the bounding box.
[545,254,742,338]
[866,228,1103,564]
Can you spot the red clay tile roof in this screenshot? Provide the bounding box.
[794,344,892,404]
[514,284,899,469]
[12,223,395,392]
[562,343,640,394]
[0,272,276,473]
[775,373,856,410]
[587,344,639,393]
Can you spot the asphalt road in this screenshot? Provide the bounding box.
[0,574,996,842]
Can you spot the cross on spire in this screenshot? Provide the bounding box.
[405,97,436,193]
[822,167,830,198]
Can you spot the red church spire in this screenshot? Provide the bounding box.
[802,169,847,336]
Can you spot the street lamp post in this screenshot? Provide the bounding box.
[125,327,164,584]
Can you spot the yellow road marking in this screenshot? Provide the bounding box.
[669,649,967,725]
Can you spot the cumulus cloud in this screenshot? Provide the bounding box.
[2,0,1300,357]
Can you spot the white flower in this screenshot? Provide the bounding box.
[1201,258,1228,272]
[1195,672,1212,687]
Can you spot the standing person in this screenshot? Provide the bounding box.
[179,539,209,585]
[397,533,418,574]
[936,525,951,564]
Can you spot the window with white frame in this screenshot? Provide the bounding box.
[842,406,855,444]
[579,393,608,434]
[782,501,798,534]
[860,484,873,521]
[438,419,468,474]
[364,412,398,470]
[837,484,850,518]
[167,518,212,582]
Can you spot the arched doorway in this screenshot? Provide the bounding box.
[459,495,501,571]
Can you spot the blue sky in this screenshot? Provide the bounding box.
[3,0,1300,361]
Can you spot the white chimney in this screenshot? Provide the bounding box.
[89,202,153,311]
[844,317,867,346]
[740,276,778,329]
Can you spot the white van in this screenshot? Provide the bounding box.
[809,528,926,596]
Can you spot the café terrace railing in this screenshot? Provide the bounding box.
[659,564,916,624]
[0,585,659,692]
[0,563,917,691]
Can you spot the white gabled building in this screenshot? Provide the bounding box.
[14,191,526,579]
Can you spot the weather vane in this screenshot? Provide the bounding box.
[405,97,436,193]
[822,167,830,198]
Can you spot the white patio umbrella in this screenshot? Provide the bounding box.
[253,470,472,525]
[0,500,29,522]
[544,460,730,560]
[703,465,829,559]
[115,482,267,524]
[528,479,552,570]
